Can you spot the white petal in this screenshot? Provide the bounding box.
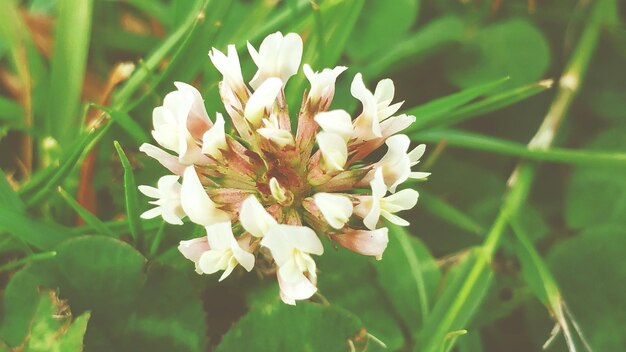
[208,45,244,93]
[138,185,160,198]
[198,250,227,275]
[269,177,288,203]
[257,127,295,147]
[173,81,211,137]
[316,132,347,172]
[305,64,347,103]
[244,77,282,126]
[180,166,229,226]
[277,270,317,305]
[380,114,415,137]
[231,242,255,272]
[313,193,353,229]
[314,110,353,142]
[277,33,303,82]
[410,172,431,179]
[363,197,381,230]
[380,210,410,226]
[205,221,235,250]
[370,168,388,199]
[382,188,419,212]
[262,224,323,263]
[408,144,426,165]
[140,207,162,220]
[202,112,227,158]
[239,195,277,238]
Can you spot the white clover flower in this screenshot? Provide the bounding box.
[248,32,303,89]
[364,134,430,192]
[261,224,323,305]
[304,64,347,105]
[138,175,185,225]
[178,221,254,280]
[354,168,419,230]
[140,31,429,305]
[351,73,410,141]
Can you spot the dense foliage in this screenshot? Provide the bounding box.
[0,0,624,351]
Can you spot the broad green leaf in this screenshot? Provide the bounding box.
[22,291,90,352]
[374,224,441,333]
[362,15,464,78]
[114,141,143,245]
[549,224,626,350]
[317,244,406,350]
[0,95,23,122]
[0,264,58,346]
[347,0,419,60]
[216,300,364,352]
[46,0,93,144]
[94,265,208,352]
[54,236,147,318]
[565,127,626,229]
[446,19,551,90]
[583,43,626,121]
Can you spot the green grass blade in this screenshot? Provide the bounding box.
[415,248,493,352]
[419,191,484,236]
[0,96,23,122]
[94,104,149,144]
[362,16,464,78]
[20,121,111,205]
[510,218,580,351]
[429,79,554,130]
[412,129,626,167]
[404,78,509,133]
[114,141,143,246]
[57,187,116,238]
[0,205,72,250]
[0,169,24,212]
[0,251,56,274]
[46,0,93,144]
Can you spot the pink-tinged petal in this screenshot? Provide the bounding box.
[139,143,186,175]
[332,227,389,260]
[173,81,212,138]
[178,237,210,271]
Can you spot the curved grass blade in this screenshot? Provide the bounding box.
[57,187,116,238]
[114,141,143,247]
[413,129,626,168]
[46,0,93,144]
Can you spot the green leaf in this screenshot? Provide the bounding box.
[95,105,149,144]
[374,224,441,333]
[583,42,626,121]
[565,127,626,229]
[347,0,419,60]
[0,264,58,346]
[549,224,626,350]
[54,236,147,318]
[114,141,143,245]
[317,244,406,350]
[418,191,484,236]
[445,18,551,90]
[362,16,464,78]
[46,0,93,144]
[22,291,90,352]
[216,300,363,352]
[97,265,208,352]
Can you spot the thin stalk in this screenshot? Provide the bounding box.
[0,251,57,273]
[423,1,608,350]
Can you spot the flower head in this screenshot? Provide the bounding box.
[140,31,429,305]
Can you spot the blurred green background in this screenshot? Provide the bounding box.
[0,0,625,351]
